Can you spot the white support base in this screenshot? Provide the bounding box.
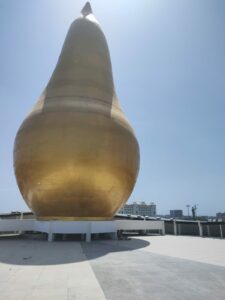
[0,219,165,242]
[110,232,117,240]
[48,232,54,242]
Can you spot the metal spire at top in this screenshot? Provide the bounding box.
[81,2,92,17]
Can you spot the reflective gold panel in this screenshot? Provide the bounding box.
[13,2,140,220]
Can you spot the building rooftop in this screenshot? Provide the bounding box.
[0,235,225,299]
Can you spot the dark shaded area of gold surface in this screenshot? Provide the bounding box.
[14,5,140,220]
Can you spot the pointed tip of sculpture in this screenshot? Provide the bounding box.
[81,2,92,16]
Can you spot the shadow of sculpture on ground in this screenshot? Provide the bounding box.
[0,235,150,266]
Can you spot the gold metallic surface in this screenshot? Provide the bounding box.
[13,5,140,220]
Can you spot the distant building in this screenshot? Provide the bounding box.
[119,202,156,216]
[216,212,225,221]
[170,210,183,218]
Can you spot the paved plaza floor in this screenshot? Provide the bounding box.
[0,235,225,299]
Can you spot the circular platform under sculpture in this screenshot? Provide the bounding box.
[13,2,140,220]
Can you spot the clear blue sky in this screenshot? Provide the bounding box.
[0,0,225,216]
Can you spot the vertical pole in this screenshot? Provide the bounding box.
[111,232,117,240]
[18,211,24,235]
[207,224,210,237]
[48,232,53,242]
[48,221,54,242]
[144,217,147,235]
[162,221,165,235]
[173,220,177,235]
[178,223,181,235]
[219,224,223,239]
[81,233,85,241]
[198,221,203,237]
[86,221,91,242]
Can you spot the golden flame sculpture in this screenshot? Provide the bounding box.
[14,3,140,220]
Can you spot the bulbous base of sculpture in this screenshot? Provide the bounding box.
[14,111,139,220]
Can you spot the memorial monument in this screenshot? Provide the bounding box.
[13,2,140,220]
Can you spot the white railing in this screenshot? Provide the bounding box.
[116,220,165,234]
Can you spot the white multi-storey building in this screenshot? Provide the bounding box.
[119,201,156,217]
